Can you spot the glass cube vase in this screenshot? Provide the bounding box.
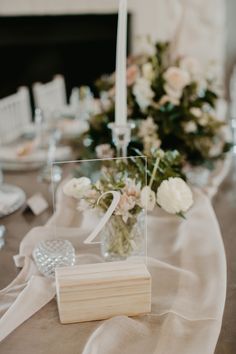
[101,211,145,261]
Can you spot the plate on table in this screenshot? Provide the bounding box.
[0,184,26,218]
[58,119,89,139]
[0,146,73,172]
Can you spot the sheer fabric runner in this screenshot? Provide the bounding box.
[0,184,226,354]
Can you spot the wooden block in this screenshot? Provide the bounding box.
[26,193,48,215]
[55,261,151,324]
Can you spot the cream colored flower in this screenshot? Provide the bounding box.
[116,194,136,222]
[198,113,209,126]
[100,91,113,111]
[159,95,180,106]
[156,177,193,214]
[140,186,156,211]
[133,77,154,111]
[123,179,141,199]
[143,135,161,155]
[190,107,202,118]
[183,121,197,133]
[138,37,156,56]
[164,67,190,99]
[180,57,201,80]
[164,85,182,99]
[138,117,157,138]
[95,144,114,159]
[84,189,99,201]
[142,62,155,81]
[63,177,91,199]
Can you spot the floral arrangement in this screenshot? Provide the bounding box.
[82,41,230,168]
[63,152,193,259]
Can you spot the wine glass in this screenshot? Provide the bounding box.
[38,129,62,183]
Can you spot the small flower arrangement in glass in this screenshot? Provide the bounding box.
[62,151,193,261]
[63,157,148,261]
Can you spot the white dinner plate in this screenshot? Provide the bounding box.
[0,184,26,218]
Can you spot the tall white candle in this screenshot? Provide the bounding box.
[115,0,127,125]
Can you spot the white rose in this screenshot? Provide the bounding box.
[140,186,156,211]
[164,67,190,99]
[190,107,202,118]
[142,62,155,81]
[183,121,197,133]
[63,177,91,199]
[156,177,193,214]
[133,77,154,112]
[138,38,156,56]
[198,113,209,127]
[180,57,201,80]
[164,84,182,99]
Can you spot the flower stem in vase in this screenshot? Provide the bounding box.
[101,212,145,261]
[149,157,160,189]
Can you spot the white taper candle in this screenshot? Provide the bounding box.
[115,0,127,125]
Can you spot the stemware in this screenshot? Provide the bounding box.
[38,129,62,183]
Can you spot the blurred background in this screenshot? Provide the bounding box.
[225,0,236,90]
[0,0,235,104]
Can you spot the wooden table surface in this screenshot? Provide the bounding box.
[0,162,235,353]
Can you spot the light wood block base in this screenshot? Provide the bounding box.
[55,261,152,324]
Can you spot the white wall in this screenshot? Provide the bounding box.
[225,0,236,85]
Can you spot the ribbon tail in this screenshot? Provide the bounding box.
[0,276,55,342]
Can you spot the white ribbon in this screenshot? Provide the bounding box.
[83,191,120,245]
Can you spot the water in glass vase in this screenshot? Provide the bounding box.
[101,211,145,261]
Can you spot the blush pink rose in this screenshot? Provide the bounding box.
[127,65,139,86]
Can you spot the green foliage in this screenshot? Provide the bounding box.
[71,40,231,168]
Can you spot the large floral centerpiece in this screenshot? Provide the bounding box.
[63,150,193,260]
[82,41,230,169]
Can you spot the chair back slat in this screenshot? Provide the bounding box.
[33,75,67,120]
[0,87,32,145]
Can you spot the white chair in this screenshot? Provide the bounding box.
[0,87,32,145]
[33,75,67,120]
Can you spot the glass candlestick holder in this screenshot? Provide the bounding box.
[108,122,134,157]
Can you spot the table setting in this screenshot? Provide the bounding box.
[0,0,234,353]
[0,174,227,354]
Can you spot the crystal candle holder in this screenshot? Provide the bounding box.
[33,240,75,278]
[108,122,134,157]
